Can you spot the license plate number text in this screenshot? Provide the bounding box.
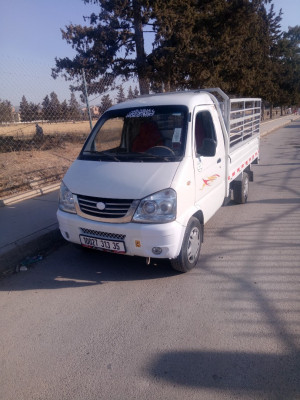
[79,235,126,253]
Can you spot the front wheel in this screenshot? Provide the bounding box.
[171,217,202,273]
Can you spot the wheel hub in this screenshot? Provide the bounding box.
[187,227,200,263]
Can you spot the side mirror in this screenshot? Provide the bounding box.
[199,138,217,157]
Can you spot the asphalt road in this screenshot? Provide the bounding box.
[1,122,299,400]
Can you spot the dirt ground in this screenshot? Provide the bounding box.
[0,143,82,198]
[0,120,92,137]
[0,118,122,199]
[0,113,289,199]
[0,120,93,199]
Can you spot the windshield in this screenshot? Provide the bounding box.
[80,105,188,162]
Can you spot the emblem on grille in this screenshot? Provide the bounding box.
[96,202,106,210]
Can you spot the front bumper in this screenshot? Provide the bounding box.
[57,209,185,259]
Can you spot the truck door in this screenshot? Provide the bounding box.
[193,106,226,222]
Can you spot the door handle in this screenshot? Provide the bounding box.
[217,158,221,163]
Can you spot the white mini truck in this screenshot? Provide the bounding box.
[57,88,260,272]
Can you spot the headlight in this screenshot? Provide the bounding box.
[133,189,176,223]
[58,182,76,214]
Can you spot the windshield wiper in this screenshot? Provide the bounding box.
[82,150,172,162]
[99,151,121,161]
[83,150,121,161]
[139,153,172,161]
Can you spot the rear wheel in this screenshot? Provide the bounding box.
[171,217,202,273]
[233,173,249,204]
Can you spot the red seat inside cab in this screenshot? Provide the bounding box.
[131,121,163,152]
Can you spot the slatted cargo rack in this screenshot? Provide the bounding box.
[201,88,261,147]
[228,98,261,147]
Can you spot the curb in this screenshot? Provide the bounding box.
[260,116,299,137]
[0,224,65,277]
[0,182,61,207]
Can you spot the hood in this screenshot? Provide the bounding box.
[63,159,180,199]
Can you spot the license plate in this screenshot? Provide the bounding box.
[79,235,126,253]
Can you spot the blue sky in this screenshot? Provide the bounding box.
[0,0,298,106]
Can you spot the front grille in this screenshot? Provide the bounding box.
[81,228,126,241]
[77,195,134,219]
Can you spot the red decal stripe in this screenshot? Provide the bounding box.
[228,151,258,182]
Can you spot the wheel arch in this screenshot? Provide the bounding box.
[191,210,204,243]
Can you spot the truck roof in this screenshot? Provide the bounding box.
[109,90,215,111]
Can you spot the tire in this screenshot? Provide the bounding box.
[171,217,202,273]
[233,173,249,204]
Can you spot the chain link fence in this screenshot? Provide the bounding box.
[0,57,139,199]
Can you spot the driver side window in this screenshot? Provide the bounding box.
[195,111,217,155]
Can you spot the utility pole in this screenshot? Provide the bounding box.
[82,68,93,130]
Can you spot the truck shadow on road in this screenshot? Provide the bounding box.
[0,243,179,291]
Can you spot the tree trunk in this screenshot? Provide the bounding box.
[261,101,265,121]
[132,0,150,95]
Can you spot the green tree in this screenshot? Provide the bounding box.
[60,99,70,120]
[19,96,30,122]
[0,99,13,123]
[149,0,197,92]
[31,103,40,121]
[116,85,126,103]
[134,86,139,97]
[271,25,300,107]
[52,0,153,95]
[150,0,283,97]
[42,95,51,121]
[99,94,113,114]
[42,92,62,121]
[49,92,61,121]
[69,92,82,121]
[52,0,291,104]
[251,3,283,105]
[127,86,135,100]
[212,0,278,96]
[20,96,40,122]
